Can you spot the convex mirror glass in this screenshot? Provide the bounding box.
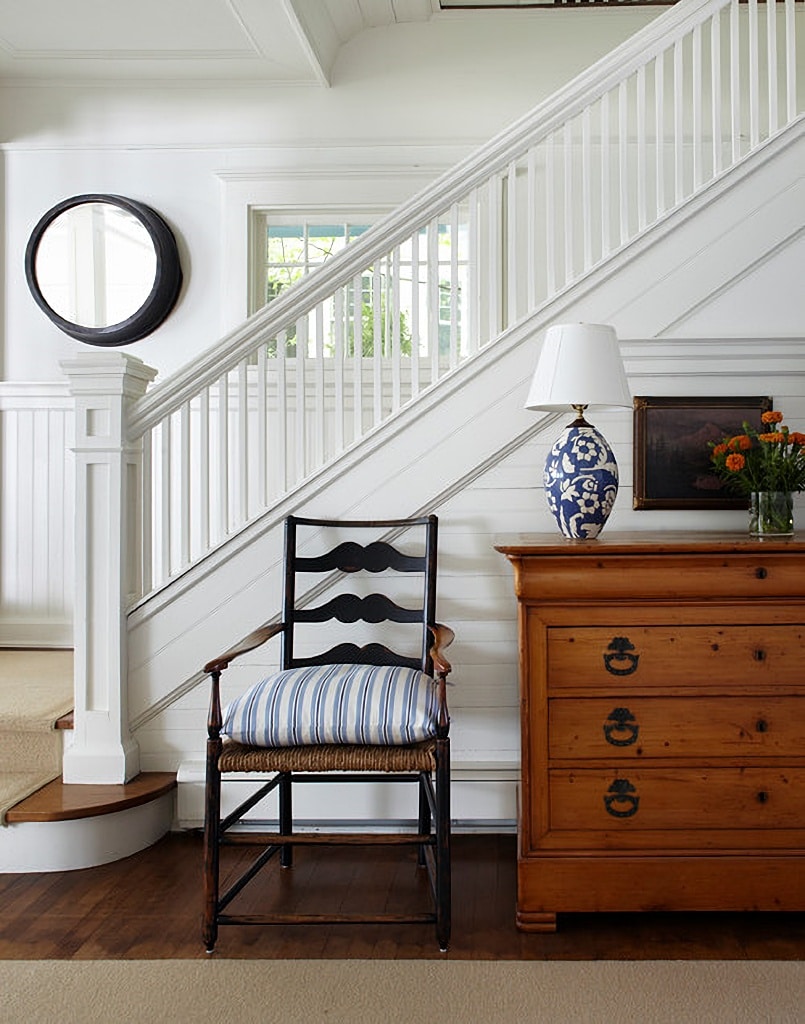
[25,194,182,346]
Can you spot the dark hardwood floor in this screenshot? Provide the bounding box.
[1,833,804,960]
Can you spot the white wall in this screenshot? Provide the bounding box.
[137,124,805,829]
[3,5,805,827]
[0,10,660,382]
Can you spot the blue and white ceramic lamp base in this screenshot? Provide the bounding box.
[544,422,619,539]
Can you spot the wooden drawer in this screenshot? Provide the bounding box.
[548,767,805,831]
[549,696,805,759]
[547,625,805,690]
[518,553,804,602]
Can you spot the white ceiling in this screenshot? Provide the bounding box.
[0,0,441,86]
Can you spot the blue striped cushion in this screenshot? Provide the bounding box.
[222,664,439,747]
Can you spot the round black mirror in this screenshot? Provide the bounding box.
[25,194,183,347]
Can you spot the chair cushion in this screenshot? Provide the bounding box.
[222,663,439,747]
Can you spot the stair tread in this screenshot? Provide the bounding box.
[5,772,176,823]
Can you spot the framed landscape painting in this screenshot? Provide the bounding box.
[633,395,772,510]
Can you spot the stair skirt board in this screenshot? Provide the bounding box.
[0,789,175,873]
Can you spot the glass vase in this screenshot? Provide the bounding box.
[749,491,794,536]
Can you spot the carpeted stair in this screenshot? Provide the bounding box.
[0,649,73,824]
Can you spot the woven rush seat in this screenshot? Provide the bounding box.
[219,739,437,774]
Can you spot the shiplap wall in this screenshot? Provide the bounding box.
[135,366,805,791]
[2,351,792,826]
[0,384,74,647]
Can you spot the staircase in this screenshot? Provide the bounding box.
[126,0,804,602]
[0,650,73,823]
[0,649,175,872]
[8,0,803,862]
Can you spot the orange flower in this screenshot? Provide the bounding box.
[709,406,805,495]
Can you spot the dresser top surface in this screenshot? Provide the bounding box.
[495,531,805,558]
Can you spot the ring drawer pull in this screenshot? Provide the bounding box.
[603,779,640,818]
[603,637,640,676]
[755,718,769,733]
[755,567,768,580]
[756,790,770,804]
[603,707,639,747]
[753,649,767,662]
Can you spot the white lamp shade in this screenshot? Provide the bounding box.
[524,323,631,412]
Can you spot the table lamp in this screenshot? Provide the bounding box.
[525,323,631,539]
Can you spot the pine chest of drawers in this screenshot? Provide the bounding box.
[496,532,805,932]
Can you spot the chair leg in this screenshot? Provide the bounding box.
[202,738,222,953]
[435,737,451,952]
[279,771,293,868]
[417,773,431,867]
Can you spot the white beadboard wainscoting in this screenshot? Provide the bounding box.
[0,383,74,648]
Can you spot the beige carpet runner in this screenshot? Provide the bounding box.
[0,649,73,824]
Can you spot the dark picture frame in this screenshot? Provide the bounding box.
[633,395,772,510]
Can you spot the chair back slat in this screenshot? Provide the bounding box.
[295,593,425,625]
[282,515,438,673]
[292,643,422,670]
[296,540,425,575]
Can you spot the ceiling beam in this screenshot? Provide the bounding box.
[283,0,337,87]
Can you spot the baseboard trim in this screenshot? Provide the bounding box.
[175,758,519,832]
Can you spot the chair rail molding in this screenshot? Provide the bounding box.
[60,352,158,784]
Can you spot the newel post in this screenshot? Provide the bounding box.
[60,352,158,784]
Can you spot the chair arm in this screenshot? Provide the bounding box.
[203,620,286,675]
[428,622,454,678]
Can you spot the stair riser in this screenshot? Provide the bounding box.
[0,731,61,774]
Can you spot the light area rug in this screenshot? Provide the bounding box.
[1,959,803,1024]
[0,649,73,823]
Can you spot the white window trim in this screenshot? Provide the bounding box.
[214,151,463,335]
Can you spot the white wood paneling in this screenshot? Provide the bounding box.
[0,384,73,647]
[3,0,805,829]
[137,331,805,792]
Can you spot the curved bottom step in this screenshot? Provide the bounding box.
[1,773,176,873]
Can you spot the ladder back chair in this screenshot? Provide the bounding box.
[202,514,453,951]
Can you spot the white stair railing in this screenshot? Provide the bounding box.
[126,0,802,603]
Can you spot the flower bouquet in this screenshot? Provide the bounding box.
[709,410,805,535]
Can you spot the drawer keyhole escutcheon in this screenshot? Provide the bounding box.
[603,707,639,747]
[604,779,640,818]
[756,718,769,733]
[603,637,640,676]
[755,567,768,580]
[757,790,770,804]
[753,648,767,662]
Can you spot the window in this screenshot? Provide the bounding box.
[251,215,376,316]
[250,210,469,359]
